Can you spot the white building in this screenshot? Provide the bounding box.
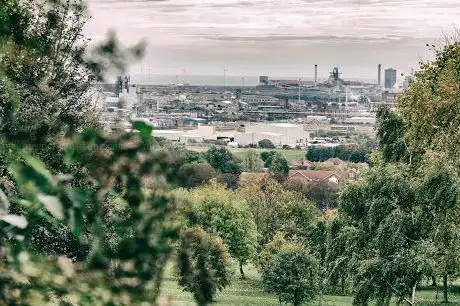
[235,123,309,147]
[152,125,218,144]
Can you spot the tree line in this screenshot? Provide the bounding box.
[306,145,370,163]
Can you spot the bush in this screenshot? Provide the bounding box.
[262,244,319,306]
[177,162,217,188]
[204,146,242,174]
[260,150,276,168]
[258,139,276,149]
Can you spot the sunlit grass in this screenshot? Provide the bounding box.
[161,263,460,306]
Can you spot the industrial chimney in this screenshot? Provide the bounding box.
[314,64,318,86]
[378,64,381,87]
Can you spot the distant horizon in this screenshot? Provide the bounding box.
[86,0,457,79]
[128,73,382,86]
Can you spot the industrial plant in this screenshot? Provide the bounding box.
[94,64,408,147]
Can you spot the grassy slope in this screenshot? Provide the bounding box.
[160,264,460,305]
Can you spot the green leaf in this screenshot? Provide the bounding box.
[0,215,28,229]
[37,194,64,220]
[132,121,152,140]
[23,154,52,179]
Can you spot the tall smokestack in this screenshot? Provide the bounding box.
[314,64,318,86]
[378,64,381,87]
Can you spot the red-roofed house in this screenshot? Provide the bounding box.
[289,160,313,169]
[288,170,340,185]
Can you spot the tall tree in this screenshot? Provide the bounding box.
[242,149,263,172]
[268,152,289,182]
[414,156,460,304]
[177,227,231,306]
[0,0,144,145]
[185,184,257,278]
[397,40,460,167]
[239,176,318,248]
[338,164,428,305]
[375,106,409,163]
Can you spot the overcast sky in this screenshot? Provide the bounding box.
[85,0,460,80]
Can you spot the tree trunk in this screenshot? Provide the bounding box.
[293,292,299,306]
[411,284,416,305]
[239,261,245,279]
[432,275,437,287]
[443,273,448,304]
[341,277,345,294]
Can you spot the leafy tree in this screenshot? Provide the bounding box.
[329,39,460,305]
[238,176,318,248]
[397,40,460,165]
[204,146,241,174]
[306,181,339,210]
[260,150,276,168]
[284,179,339,210]
[217,173,241,190]
[414,156,460,304]
[258,233,288,270]
[268,152,289,181]
[177,227,231,306]
[242,149,263,172]
[177,162,217,188]
[258,139,276,149]
[338,164,430,305]
[262,243,319,306]
[0,0,144,259]
[375,106,409,163]
[186,184,257,278]
[0,0,144,144]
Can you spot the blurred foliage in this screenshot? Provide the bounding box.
[0,0,146,261]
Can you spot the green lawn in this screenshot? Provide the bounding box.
[186,146,307,162]
[160,264,460,305]
[160,264,351,306]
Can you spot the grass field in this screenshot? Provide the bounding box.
[161,263,460,305]
[186,146,307,162]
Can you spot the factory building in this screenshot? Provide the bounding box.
[384,68,397,89]
[235,123,309,147]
